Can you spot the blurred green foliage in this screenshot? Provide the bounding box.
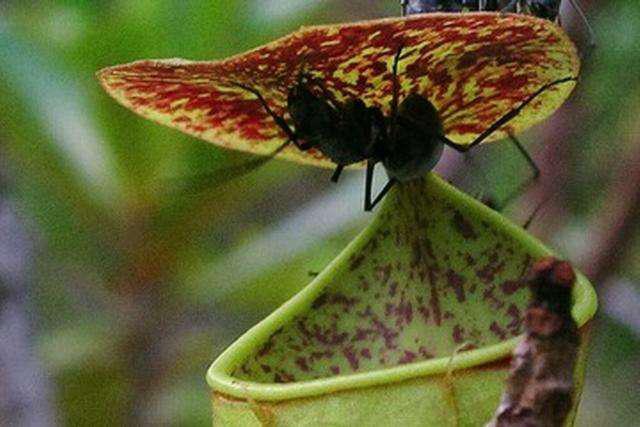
[0,0,638,425]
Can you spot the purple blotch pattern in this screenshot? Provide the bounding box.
[234,179,533,383]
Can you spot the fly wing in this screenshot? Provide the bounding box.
[98,13,579,169]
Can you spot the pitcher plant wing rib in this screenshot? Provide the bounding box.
[98,12,579,169]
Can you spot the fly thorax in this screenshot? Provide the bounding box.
[383,134,444,182]
[287,84,337,140]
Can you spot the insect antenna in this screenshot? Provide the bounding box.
[438,76,578,152]
[225,81,311,150]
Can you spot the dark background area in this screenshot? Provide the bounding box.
[0,0,638,425]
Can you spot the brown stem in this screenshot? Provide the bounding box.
[487,258,580,427]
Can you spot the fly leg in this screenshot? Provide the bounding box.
[228,81,314,151]
[448,134,541,213]
[331,164,345,183]
[495,133,541,210]
[435,77,574,220]
[364,161,396,212]
[438,76,577,154]
[361,44,403,211]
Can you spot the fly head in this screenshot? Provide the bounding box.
[383,93,445,182]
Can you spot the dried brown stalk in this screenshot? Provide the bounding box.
[488,257,580,427]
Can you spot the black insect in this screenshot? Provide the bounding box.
[401,0,498,14]
[401,0,594,45]
[232,48,575,211]
[502,0,568,21]
[502,0,596,47]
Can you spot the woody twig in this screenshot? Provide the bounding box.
[488,257,580,427]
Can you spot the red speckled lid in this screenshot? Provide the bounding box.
[98,12,579,169]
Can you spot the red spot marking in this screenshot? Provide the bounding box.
[274,371,295,383]
[330,366,341,375]
[500,280,523,295]
[295,357,310,372]
[490,321,508,340]
[506,303,522,335]
[476,252,506,284]
[418,346,434,359]
[429,284,442,326]
[297,321,315,346]
[349,254,365,271]
[399,350,417,364]
[493,74,530,92]
[453,325,465,344]
[385,303,394,317]
[376,264,393,284]
[357,305,374,318]
[257,340,274,357]
[372,317,399,349]
[453,211,477,240]
[310,350,334,361]
[312,323,348,346]
[389,281,398,297]
[361,348,372,359]
[446,269,466,302]
[326,293,359,311]
[418,305,430,323]
[483,286,505,310]
[430,67,453,91]
[354,327,375,342]
[342,346,360,370]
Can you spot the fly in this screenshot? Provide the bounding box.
[232,47,576,211]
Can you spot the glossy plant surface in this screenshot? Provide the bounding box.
[207,174,597,425]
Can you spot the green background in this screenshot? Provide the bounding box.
[0,0,638,425]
